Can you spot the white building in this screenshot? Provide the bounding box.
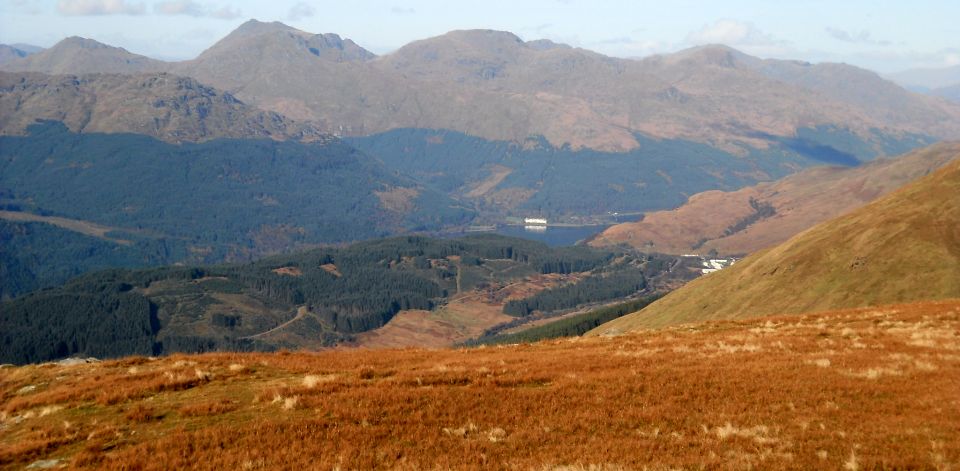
[523,217,547,225]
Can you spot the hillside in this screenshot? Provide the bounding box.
[0,71,330,143]
[0,218,176,301]
[2,299,958,469]
[591,156,960,333]
[0,121,472,297]
[0,36,163,74]
[591,142,960,255]
[0,235,684,364]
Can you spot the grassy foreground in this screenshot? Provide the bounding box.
[2,300,959,469]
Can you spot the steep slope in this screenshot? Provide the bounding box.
[2,300,959,469]
[0,36,163,74]
[591,143,960,254]
[591,153,960,333]
[0,71,330,142]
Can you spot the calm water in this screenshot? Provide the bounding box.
[488,225,612,247]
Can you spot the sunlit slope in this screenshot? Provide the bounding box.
[590,143,960,255]
[2,301,959,469]
[592,156,960,334]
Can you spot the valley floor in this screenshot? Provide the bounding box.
[2,300,959,469]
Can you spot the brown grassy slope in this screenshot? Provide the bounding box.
[591,142,960,255]
[591,156,960,334]
[0,71,331,143]
[2,300,959,470]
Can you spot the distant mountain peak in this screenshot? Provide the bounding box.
[0,36,162,74]
[667,44,752,68]
[446,29,525,43]
[231,19,308,38]
[58,36,112,49]
[195,20,375,63]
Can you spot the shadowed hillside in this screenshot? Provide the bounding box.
[0,122,472,297]
[591,154,960,334]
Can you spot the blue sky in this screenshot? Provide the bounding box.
[1,0,958,73]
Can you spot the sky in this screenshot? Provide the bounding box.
[1,0,958,74]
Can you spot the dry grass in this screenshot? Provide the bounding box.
[1,300,959,469]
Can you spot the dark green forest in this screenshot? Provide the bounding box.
[1,234,673,365]
[0,122,474,298]
[466,296,661,346]
[348,126,933,217]
[502,266,647,316]
[0,221,194,300]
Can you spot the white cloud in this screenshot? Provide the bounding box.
[684,19,791,57]
[8,0,44,14]
[390,6,415,15]
[686,19,773,46]
[825,27,890,46]
[287,2,314,21]
[945,52,960,67]
[595,37,671,58]
[209,5,239,19]
[153,1,239,19]
[154,0,201,15]
[57,0,145,15]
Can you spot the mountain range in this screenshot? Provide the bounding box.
[592,145,960,334]
[4,20,959,152]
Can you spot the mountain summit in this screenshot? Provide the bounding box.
[0,71,330,143]
[0,36,163,74]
